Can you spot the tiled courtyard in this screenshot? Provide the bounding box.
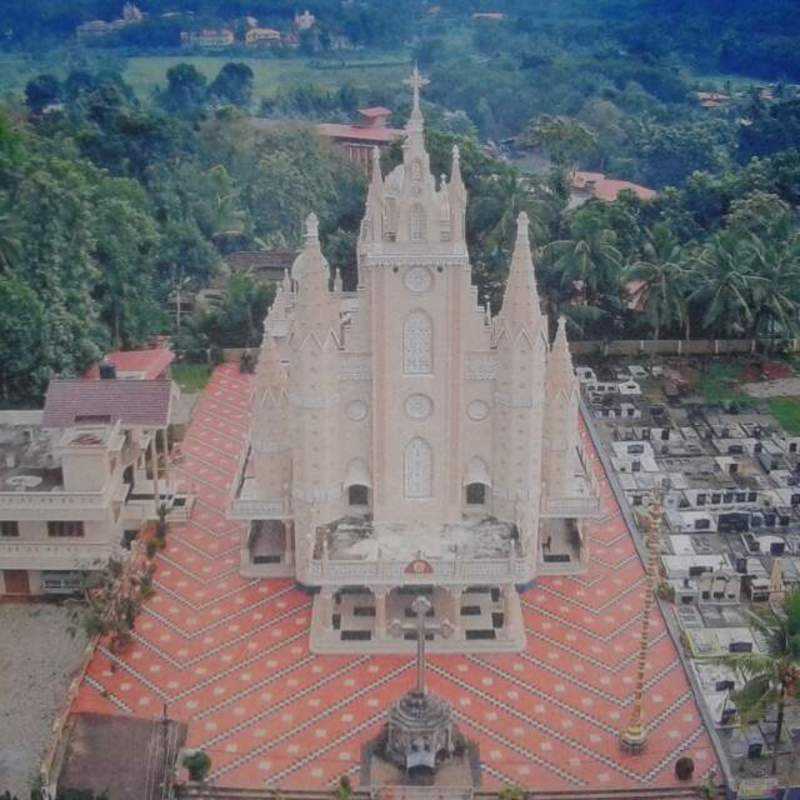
[71,364,718,793]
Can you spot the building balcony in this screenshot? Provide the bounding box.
[304,552,532,587]
[0,490,109,520]
[0,539,118,571]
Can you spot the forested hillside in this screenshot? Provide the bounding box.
[1,1,800,408]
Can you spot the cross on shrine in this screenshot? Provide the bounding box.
[404,66,430,98]
[390,595,452,695]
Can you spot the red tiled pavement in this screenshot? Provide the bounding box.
[71,363,719,793]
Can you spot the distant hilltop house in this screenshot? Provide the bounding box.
[696,91,731,110]
[245,27,282,47]
[472,12,506,21]
[294,9,316,30]
[180,28,235,47]
[76,2,143,39]
[569,170,656,208]
[316,107,404,170]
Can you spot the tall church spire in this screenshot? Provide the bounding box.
[499,212,544,330]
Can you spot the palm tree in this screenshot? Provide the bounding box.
[625,224,691,340]
[543,213,623,308]
[722,591,800,776]
[746,233,800,340]
[688,232,756,338]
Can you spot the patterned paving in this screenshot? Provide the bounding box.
[71,363,718,793]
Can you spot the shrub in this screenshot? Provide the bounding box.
[183,750,212,782]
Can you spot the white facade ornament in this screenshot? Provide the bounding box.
[405,394,433,420]
[346,400,368,421]
[467,400,490,421]
[466,356,496,381]
[404,438,433,499]
[403,312,433,375]
[404,266,433,293]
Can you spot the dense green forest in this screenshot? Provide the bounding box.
[1,0,800,407]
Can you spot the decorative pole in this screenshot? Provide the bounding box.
[620,492,663,754]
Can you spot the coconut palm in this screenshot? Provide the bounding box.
[543,212,623,308]
[688,232,756,338]
[625,224,691,340]
[722,590,800,776]
[746,233,800,339]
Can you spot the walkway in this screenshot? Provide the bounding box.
[71,363,718,793]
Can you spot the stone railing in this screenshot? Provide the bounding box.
[0,490,108,512]
[541,494,601,517]
[229,498,288,519]
[0,540,115,569]
[305,553,532,586]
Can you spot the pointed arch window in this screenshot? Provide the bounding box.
[410,203,427,242]
[405,438,433,499]
[403,311,433,375]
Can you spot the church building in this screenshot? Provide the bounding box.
[230,69,600,652]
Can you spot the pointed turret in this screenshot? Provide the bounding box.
[295,213,329,298]
[404,64,428,143]
[498,212,544,331]
[360,147,384,245]
[549,316,577,396]
[449,145,466,202]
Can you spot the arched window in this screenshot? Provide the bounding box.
[348,485,369,507]
[410,203,427,242]
[403,311,433,375]
[384,198,398,241]
[405,438,433,499]
[466,483,487,505]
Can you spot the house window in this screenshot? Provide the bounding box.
[47,521,84,538]
[697,493,706,506]
[348,485,369,507]
[466,483,487,505]
[0,521,19,537]
[403,312,433,375]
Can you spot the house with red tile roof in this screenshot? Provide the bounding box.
[570,170,657,207]
[84,347,175,382]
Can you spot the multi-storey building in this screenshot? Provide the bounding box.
[231,69,600,652]
[0,378,184,596]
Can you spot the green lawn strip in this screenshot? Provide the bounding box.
[172,363,212,393]
[769,397,800,435]
[698,363,756,409]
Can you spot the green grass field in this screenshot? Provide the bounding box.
[769,397,800,435]
[172,362,212,394]
[125,54,410,101]
[0,51,411,104]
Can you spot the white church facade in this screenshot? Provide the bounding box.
[230,70,600,652]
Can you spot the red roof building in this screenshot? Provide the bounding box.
[571,171,657,205]
[316,107,403,171]
[43,379,172,428]
[84,348,175,381]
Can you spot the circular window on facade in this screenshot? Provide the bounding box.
[467,399,490,421]
[405,394,433,421]
[404,266,433,293]
[346,400,368,422]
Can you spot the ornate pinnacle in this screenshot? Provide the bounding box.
[304,212,320,246]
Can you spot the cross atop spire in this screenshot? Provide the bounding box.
[404,65,430,112]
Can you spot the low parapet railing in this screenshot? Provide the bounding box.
[305,553,532,586]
